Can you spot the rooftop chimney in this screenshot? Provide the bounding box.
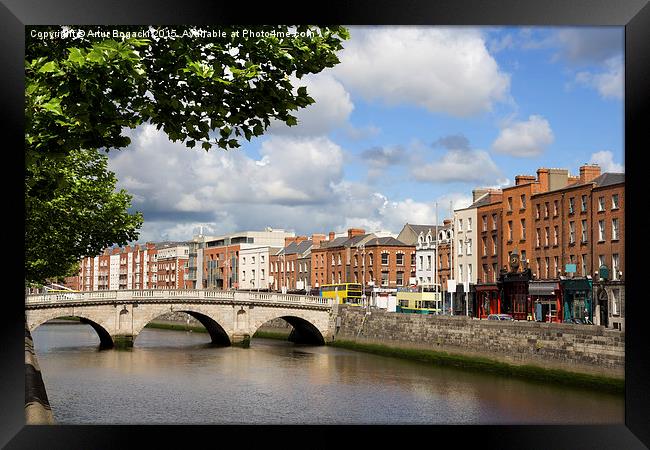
[515,175,536,186]
[472,188,489,202]
[537,168,550,192]
[311,234,326,248]
[579,164,601,184]
[329,231,336,241]
[347,228,366,238]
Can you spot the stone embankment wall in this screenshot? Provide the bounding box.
[335,306,624,378]
[25,321,54,424]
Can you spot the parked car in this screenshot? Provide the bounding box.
[487,313,515,321]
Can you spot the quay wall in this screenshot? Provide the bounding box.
[334,306,625,379]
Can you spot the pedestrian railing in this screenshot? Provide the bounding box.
[25,289,332,307]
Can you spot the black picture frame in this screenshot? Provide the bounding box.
[3,0,649,448]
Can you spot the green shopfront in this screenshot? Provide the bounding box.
[560,277,593,324]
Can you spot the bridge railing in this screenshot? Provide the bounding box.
[25,289,332,307]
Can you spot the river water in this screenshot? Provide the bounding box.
[32,322,624,425]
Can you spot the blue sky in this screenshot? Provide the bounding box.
[108,26,624,243]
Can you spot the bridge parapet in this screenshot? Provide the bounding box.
[26,289,332,308]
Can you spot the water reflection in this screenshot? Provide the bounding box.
[32,323,623,425]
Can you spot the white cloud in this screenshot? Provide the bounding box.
[492,115,554,157]
[268,73,354,136]
[411,148,502,184]
[575,56,623,100]
[332,26,511,117]
[109,125,464,242]
[589,150,624,173]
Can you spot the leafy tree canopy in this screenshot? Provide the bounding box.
[25,25,349,283]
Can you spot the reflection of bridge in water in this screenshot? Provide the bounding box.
[26,290,335,349]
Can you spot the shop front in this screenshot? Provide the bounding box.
[475,283,500,318]
[498,268,533,321]
[529,280,561,323]
[560,277,593,324]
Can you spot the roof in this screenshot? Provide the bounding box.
[592,173,624,188]
[364,236,412,247]
[532,172,624,196]
[405,224,440,235]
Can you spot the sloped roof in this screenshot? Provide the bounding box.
[592,172,624,188]
[364,236,412,247]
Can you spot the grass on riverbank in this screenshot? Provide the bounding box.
[329,339,624,395]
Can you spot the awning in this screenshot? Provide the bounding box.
[561,278,592,291]
[529,282,558,296]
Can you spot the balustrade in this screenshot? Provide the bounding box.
[26,289,331,307]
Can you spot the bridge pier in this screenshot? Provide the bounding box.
[113,334,135,349]
[231,333,251,348]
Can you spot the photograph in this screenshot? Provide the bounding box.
[5,1,649,448]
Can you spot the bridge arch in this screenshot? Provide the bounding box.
[131,305,234,347]
[29,313,114,350]
[251,310,328,345]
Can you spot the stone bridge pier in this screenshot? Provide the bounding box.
[26,299,337,350]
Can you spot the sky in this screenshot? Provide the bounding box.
[106,26,625,244]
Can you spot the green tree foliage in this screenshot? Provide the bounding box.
[25,25,349,283]
[25,148,144,283]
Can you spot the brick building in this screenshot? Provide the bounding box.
[74,242,159,291]
[310,228,416,290]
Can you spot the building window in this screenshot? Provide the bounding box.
[598,255,605,271]
[520,194,526,209]
[482,237,488,255]
[612,218,619,240]
[261,255,265,263]
[492,263,497,282]
[520,219,526,240]
[598,220,605,242]
[553,226,559,246]
[612,254,620,280]
[581,219,588,243]
[536,229,540,247]
[545,202,550,218]
[569,221,575,244]
[396,271,404,285]
[419,255,424,270]
[396,253,404,265]
[381,271,389,286]
[458,240,463,256]
[369,253,373,266]
[507,197,513,211]
[381,253,389,265]
[611,289,619,315]
[493,236,498,255]
[598,196,605,212]
[261,269,265,280]
[612,194,619,210]
[569,197,575,214]
[251,256,255,264]
[544,227,550,247]
[466,239,472,255]
[242,271,246,281]
[458,218,463,232]
[535,204,540,219]
[581,195,587,212]
[554,256,559,276]
[492,213,498,230]
[467,218,472,231]
[427,255,432,270]
[553,200,559,217]
[508,221,513,241]
[482,215,487,231]
[411,253,416,265]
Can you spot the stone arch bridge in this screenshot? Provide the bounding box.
[25,290,337,349]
